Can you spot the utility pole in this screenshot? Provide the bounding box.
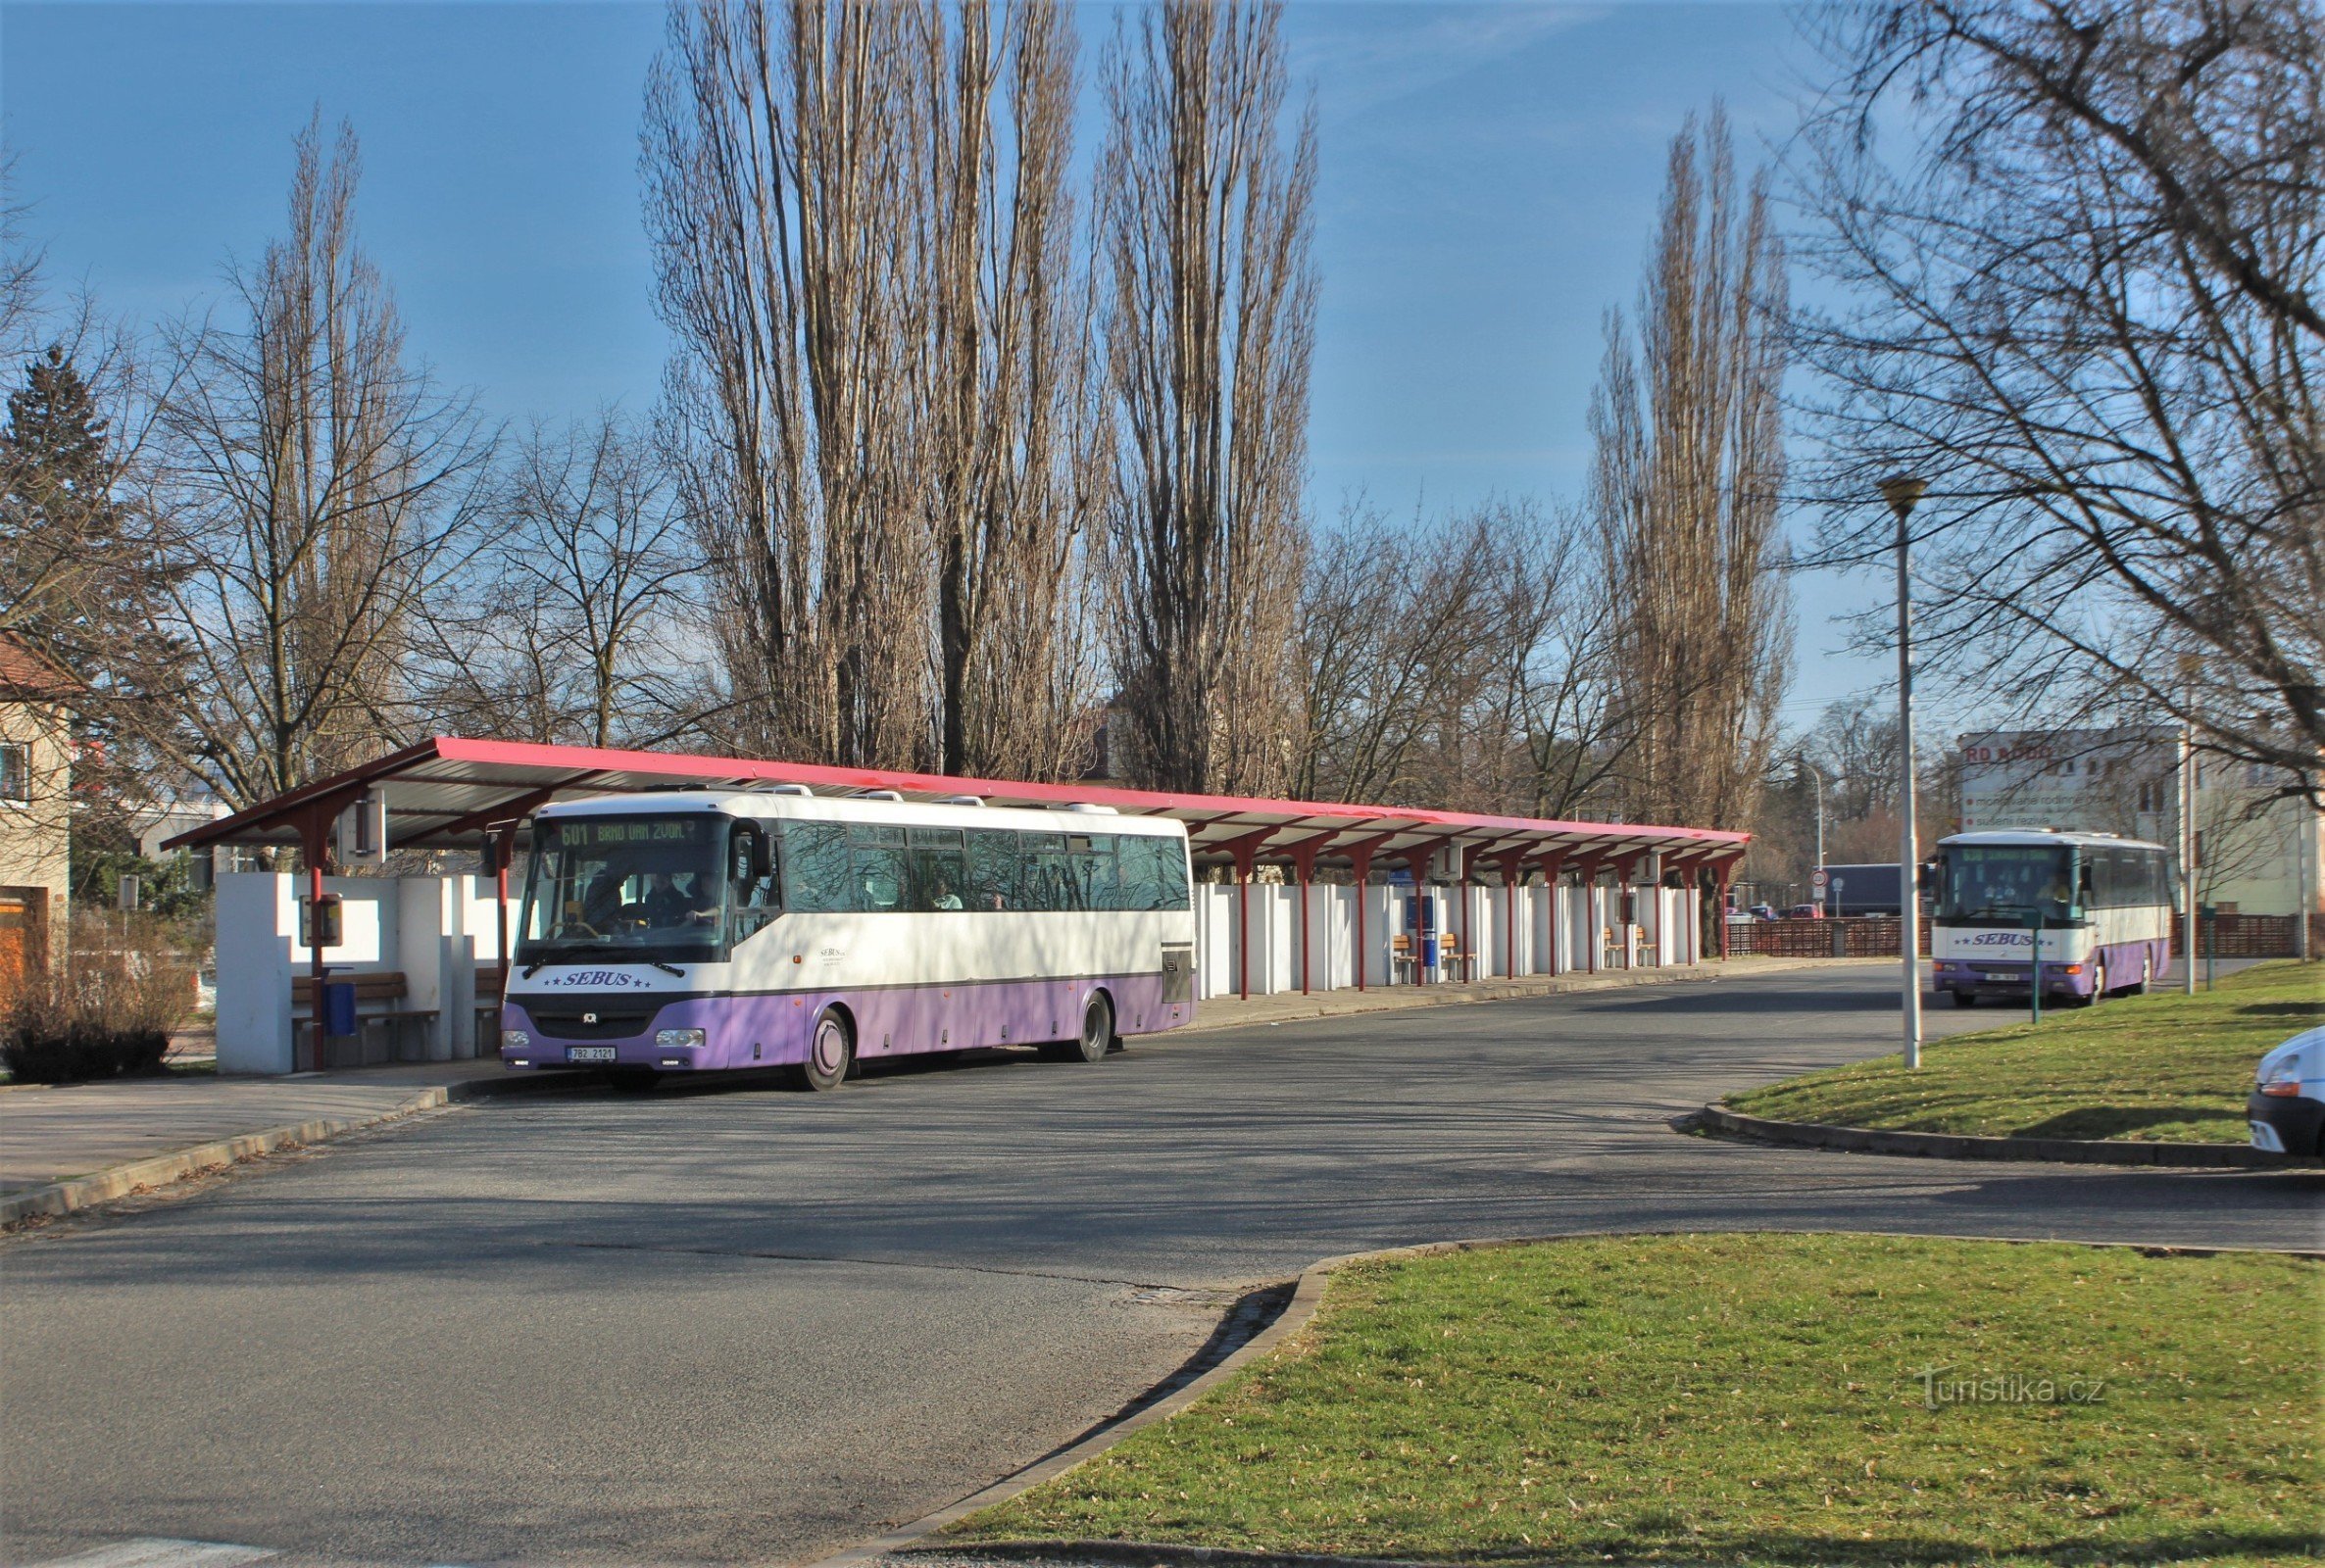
[1881,474,1927,1068]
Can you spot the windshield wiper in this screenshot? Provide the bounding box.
[646,959,685,977]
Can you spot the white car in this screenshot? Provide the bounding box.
[2249,1025,2325,1156]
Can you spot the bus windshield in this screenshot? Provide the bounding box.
[519,814,732,968]
[1937,845,2077,923]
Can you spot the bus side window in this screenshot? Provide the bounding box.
[851,826,907,912]
[781,822,853,912]
[1021,833,1065,912]
[1159,837,1190,909]
[1116,835,1159,910]
[907,827,967,912]
[966,829,1016,909]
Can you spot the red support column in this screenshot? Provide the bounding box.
[1292,844,1317,995]
[491,828,513,1009]
[1351,845,1374,991]
[297,806,333,1075]
[1715,858,1735,959]
[1455,847,1471,983]
[1237,854,1252,1001]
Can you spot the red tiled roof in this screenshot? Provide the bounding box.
[0,632,82,700]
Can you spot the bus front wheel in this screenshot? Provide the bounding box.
[1046,994,1113,1064]
[800,1006,854,1092]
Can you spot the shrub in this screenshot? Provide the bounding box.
[2,914,195,1084]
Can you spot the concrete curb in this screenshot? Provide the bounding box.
[897,1543,1459,1568]
[0,1071,569,1230]
[809,1224,2320,1568]
[1697,1102,2323,1170]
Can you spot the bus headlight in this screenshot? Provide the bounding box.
[656,1027,706,1051]
[502,1029,530,1051]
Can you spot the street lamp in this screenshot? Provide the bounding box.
[1795,759,1843,916]
[1880,473,1927,1069]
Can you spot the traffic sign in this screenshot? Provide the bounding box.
[1809,869,1829,892]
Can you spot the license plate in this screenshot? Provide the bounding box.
[1984,972,2018,982]
[566,1046,618,1063]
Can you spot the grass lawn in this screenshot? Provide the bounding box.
[1724,960,2325,1144]
[954,1234,2320,1565]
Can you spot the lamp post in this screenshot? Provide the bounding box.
[1795,759,1842,916]
[1880,473,1927,1069]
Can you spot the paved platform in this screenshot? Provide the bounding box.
[0,1059,510,1195]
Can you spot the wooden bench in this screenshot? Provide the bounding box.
[290,971,437,1068]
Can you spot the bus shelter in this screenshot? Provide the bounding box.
[169,737,1750,1073]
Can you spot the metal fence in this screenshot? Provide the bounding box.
[1731,911,2321,960]
[1727,917,1930,958]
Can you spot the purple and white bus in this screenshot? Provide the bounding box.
[499,789,1195,1089]
[1928,830,2173,1006]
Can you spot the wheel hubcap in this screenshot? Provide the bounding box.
[814,1020,847,1076]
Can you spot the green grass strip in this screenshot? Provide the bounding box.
[1726,960,2325,1144]
[956,1234,2320,1565]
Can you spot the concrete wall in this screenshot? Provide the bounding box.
[217,872,506,1074]
[1193,879,1704,1001]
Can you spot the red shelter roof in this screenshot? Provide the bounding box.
[165,735,1748,874]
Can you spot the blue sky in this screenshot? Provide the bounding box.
[2,0,1892,734]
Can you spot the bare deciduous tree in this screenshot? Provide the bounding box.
[1794,0,2324,803]
[429,413,701,749]
[1295,499,1628,817]
[151,119,492,808]
[1099,0,1316,796]
[1591,107,1793,832]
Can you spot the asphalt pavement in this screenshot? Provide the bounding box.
[4,967,2318,1568]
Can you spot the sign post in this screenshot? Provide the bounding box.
[2026,908,2045,1024]
[1809,867,1828,914]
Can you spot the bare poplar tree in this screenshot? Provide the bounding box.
[151,119,492,808]
[1590,108,1792,831]
[914,0,1106,780]
[1794,0,2323,802]
[429,413,701,749]
[1099,0,1316,795]
[645,0,935,770]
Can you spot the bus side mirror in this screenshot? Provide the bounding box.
[733,827,771,882]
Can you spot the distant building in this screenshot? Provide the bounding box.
[1957,725,2322,919]
[0,632,82,975]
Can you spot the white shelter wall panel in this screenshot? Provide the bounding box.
[1197,885,1235,999]
[1363,887,1395,987]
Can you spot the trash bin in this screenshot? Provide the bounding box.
[322,980,359,1039]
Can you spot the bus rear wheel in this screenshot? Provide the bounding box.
[799,1006,854,1092]
[1045,994,1113,1064]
